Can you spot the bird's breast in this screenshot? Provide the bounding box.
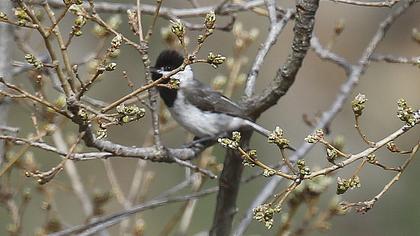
[169,92,246,137]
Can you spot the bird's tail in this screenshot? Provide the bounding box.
[244,120,270,137]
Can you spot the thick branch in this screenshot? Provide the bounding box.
[210,130,251,236]
[44,0,265,17]
[245,0,320,118]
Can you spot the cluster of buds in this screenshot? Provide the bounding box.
[327,136,346,162]
[127,9,140,37]
[268,126,290,149]
[167,78,180,89]
[253,203,281,229]
[204,11,216,30]
[95,62,117,75]
[105,62,117,71]
[69,4,88,36]
[69,4,85,16]
[96,127,107,140]
[63,0,83,5]
[25,166,64,185]
[14,7,30,26]
[336,176,361,195]
[0,12,7,21]
[207,52,226,68]
[366,153,376,164]
[198,11,216,43]
[218,131,241,150]
[396,98,417,127]
[262,168,276,177]
[351,93,368,117]
[116,104,146,124]
[24,54,43,69]
[296,160,311,176]
[326,148,338,162]
[170,19,186,41]
[110,34,123,53]
[73,15,87,36]
[242,149,257,167]
[77,107,89,122]
[108,34,123,58]
[386,141,401,153]
[305,129,324,143]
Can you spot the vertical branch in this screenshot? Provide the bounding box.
[136,0,163,148]
[0,1,12,164]
[210,130,251,236]
[245,0,320,118]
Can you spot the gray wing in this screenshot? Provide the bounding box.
[182,80,249,120]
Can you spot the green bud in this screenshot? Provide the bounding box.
[207,52,226,68]
[111,34,123,49]
[24,54,43,69]
[170,19,185,39]
[268,126,290,149]
[262,169,276,177]
[0,12,7,20]
[396,98,416,127]
[253,203,281,229]
[69,4,84,15]
[366,153,376,163]
[74,15,86,26]
[351,93,367,117]
[97,128,107,140]
[204,11,216,29]
[105,63,117,71]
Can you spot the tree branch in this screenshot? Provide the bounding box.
[48,187,218,236]
[245,0,320,119]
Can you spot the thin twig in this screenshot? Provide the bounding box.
[48,187,219,236]
[330,0,400,8]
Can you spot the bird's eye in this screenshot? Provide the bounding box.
[164,66,172,71]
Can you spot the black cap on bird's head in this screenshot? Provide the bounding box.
[152,50,184,81]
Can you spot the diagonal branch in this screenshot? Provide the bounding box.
[244,8,295,97]
[48,187,218,236]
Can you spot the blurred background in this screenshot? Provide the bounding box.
[1,0,419,235]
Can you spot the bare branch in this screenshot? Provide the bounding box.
[245,0,320,118]
[48,187,218,236]
[329,0,400,8]
[244,9,295,97]
[44,0,265,17]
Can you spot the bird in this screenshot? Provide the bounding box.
[151,50,272,144]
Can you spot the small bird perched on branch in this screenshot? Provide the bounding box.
[151,50,273,144]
